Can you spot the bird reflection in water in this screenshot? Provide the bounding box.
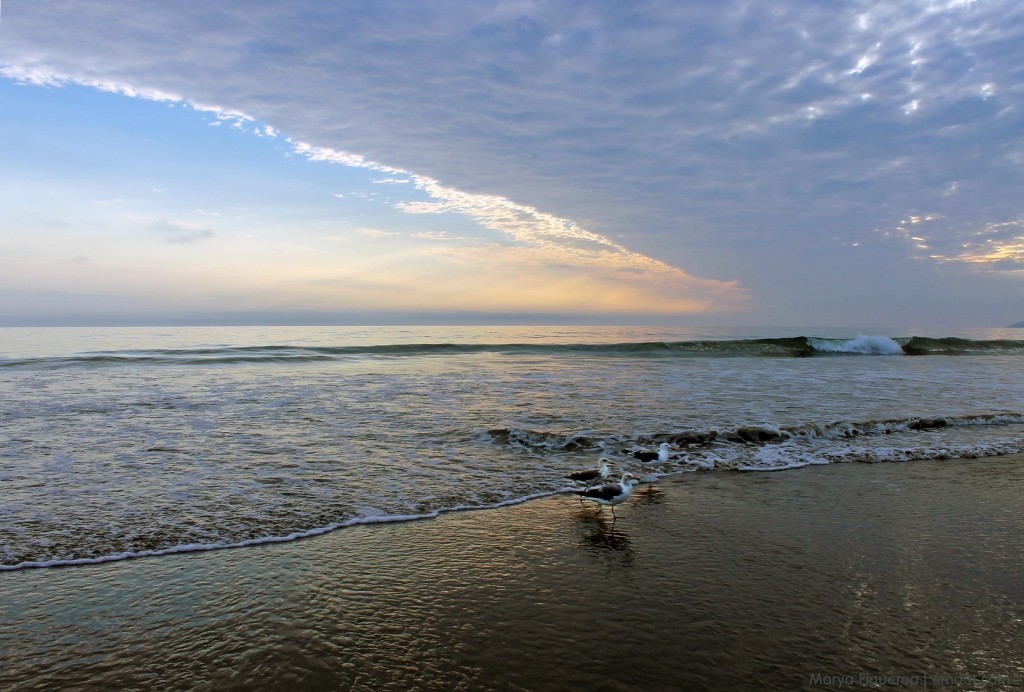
[575,509,635,564]
[631,483,665,505]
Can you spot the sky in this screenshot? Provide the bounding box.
[1,0,1022,328]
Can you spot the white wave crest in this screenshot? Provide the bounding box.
[808,334,904,355]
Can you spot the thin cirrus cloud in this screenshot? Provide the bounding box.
[1,0,1023,326]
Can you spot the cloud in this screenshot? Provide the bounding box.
[357,227,400,238]
[409,230,465,241]
[151,219,215,244]
[931,217,1024,269]
[3,0,1024,324]
[289,136,745,311]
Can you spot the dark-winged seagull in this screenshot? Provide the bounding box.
[566,458,611,484]
[633,442,670,464]
[574,472,638,516]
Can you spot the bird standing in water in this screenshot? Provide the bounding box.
[633,442,670,464]
[566,458,611,484]
[575,472,638,517]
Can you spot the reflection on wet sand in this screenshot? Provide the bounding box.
[575,509,634,563]
[1,459,1022,690]
[630,483,665,505]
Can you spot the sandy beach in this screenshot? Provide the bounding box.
[2,455,1022,691]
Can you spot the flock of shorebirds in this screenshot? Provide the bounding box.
[566,442,670,516]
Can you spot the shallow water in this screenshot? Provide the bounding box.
[1,457,1021,690]
[2,325,1023,569]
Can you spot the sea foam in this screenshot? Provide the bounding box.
[807,334,904,355]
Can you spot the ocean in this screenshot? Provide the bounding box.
[3,324,1023,571]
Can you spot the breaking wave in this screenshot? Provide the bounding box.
[491,412,1024,472]
[4,411,1022,571]
[4,335,1024,368]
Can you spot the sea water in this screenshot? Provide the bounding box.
[2,325,1023,570]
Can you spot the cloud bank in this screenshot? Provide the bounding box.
[2,0,1023,325]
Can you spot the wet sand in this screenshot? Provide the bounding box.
[2,456,1023,691]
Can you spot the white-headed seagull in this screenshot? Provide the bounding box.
[566,458,611,484]
[574,472,638,516]
[633,442,670,464]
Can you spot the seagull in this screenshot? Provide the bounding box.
[574,472,638,516]
[566,458,611,484]
[633,442,670,464]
